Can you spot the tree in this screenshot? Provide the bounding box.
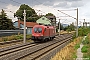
[15,4,39,22]
[69,23,75,31]
[0,9,15,30]
[64,23,75,32]
[63,25,69,31]
[45,13,56,26]
[45,13,54,16]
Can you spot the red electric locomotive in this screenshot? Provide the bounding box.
[32,25,55,41]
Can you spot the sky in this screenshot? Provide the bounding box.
[0,0,90,26]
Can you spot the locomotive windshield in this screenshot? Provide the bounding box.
[34,27,42,33]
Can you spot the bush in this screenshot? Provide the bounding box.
[82,39,89,45]
[78,27,90,36]
[72,32,76,39]
[81,45,88,53]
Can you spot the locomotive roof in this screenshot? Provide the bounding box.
[33,25,54,28]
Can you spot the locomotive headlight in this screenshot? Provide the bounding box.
[32,34,34,36]
[41,34,43,36]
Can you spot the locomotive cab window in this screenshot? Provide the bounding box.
[34,28,38,33]
[38,28,42,33]
[34,27,42,33]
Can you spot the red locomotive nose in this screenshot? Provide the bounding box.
[34,34,39,37]
[32,34,43,37]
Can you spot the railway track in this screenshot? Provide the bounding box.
[20,34,72,60]
[0,34,72,60]
[0,33,58,46]
[0,38,31,45]
[0,33,58,48]
[21,35,72,60]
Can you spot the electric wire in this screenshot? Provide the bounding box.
[0,0,78,25]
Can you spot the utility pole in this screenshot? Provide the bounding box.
[84,19,85,22]
[23,10,26,43]
[83,19,85,27]
[58,8,79,37]
[59,19,60,36]
[76,8,78,37]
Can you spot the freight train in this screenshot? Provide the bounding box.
[32,25,55,42]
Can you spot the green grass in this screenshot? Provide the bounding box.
[26,34,32,38]
[82,34,90,60]
[78,27,90,36]
[74,44,80,49]
[83,54,89,58]
[82,37,89,45]
[0,34,32,42]
[72,53,77,58]
[15,35,23,39]
[81,45,88,53]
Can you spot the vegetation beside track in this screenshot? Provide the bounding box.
[51,27,90,60]
[51,37,82,60]
[0,34,32,42]
[81,33,90,59]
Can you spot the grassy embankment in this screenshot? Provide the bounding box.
[51,36,82,60]
[0,34,32,42]
[81,33,90,60]
[51,27,90,60]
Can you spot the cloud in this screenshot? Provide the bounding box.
[71,1,84,7]
[53,1,68,8]
[0,0,89,25]
[5,4,19,22]
[31,0,84,8]
[53,0,85,8]
[0,0,86,9]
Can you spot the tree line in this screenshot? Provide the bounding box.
[0,9,15,30]
[0,4,75,31]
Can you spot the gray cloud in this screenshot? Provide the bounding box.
[71,1,84,7]
[0,0,86,9]
[32,0,84,8]
[53,0,85,8]
[53,1,68,7]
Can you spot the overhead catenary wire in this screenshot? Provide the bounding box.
[57,9,77,11]
[0,0,77,25]
[58,10,76,19]
[9,0,46,15]
[9,0,52,16]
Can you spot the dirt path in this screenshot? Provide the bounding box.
[76,36,86,60]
